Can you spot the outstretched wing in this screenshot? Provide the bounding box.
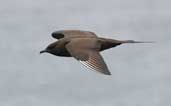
[66,38,111,75]
[51,30,97,40]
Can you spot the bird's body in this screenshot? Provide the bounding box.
[40,30,152,75]
[48,38,121,57]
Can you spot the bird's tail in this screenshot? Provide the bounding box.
[121,40,155,44]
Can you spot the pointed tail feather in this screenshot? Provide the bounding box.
[122,40,155,44]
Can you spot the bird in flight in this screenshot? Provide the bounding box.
[40,30,152,75]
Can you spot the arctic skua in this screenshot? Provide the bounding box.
[40,30,152,75]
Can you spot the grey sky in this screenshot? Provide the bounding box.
[0,0,171,106]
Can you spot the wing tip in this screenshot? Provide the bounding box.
[51,31,64,39]
[102,70,112,75]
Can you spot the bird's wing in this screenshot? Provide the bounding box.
[66,38,111,75]
[51,30,97,40]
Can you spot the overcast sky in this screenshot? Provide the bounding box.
[0,0,171,106]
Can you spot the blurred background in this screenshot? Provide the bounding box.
[0,0,171,106]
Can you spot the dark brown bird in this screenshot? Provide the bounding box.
[40,30,152,75]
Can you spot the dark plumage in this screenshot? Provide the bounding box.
[40,30,152,75]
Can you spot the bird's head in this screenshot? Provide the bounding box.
[40,42,57,54]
